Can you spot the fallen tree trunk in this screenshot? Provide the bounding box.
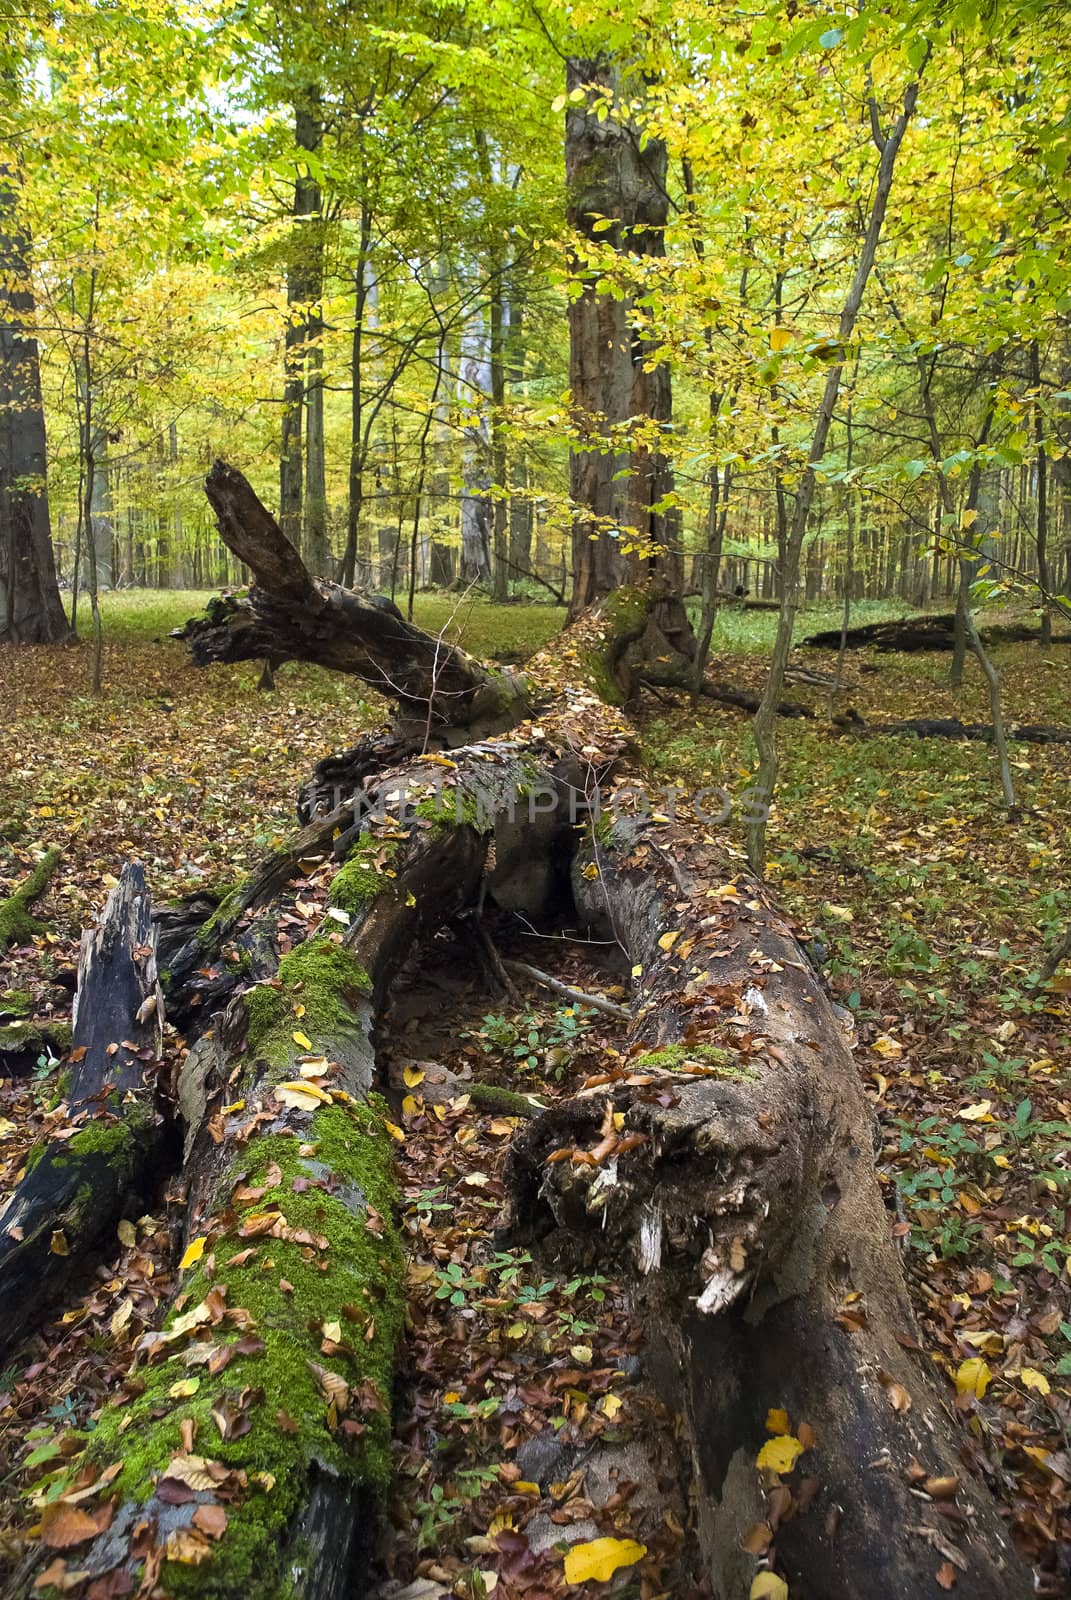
[804,612,1071,652]
[505,817,1032,1600]
[32,743,591,1600]
[0,863,164,1360]
[11,459,1027,1597]
[178,462,529,741]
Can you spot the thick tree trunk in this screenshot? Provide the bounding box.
[0,159,71,644]
[565,55,682,616]
[0,864,164,1359]
[506,819,1032,1600]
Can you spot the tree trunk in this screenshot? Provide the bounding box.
[747,70,923,873]
[565,55,681,617]
[0,864,164,1360]
[0,158,71,644]
[279,92,322,551]
[506,821,1032,1600]
[1031,341,1053,646]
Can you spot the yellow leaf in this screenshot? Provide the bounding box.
[955,1358,992,1399]
[570,1343,593,1365]
[221,1099,245,1116]
[872,1034,903,1059]
[960,1100,994,1122]
[292,1031,313,1051]
[563,1537,646,1584]
[180,1236,207,1270]
[402,1065,425,1088]
[385,1121,404,1142]
[961,508,979,528]
[601,1394,623,1419]
[765,1408,790,1436]
[169,1378,200,1399]
[756,1436,803,1474]
[582,863,599,880]
[50,1231,69,1256]
[443,1391,462,1404]
[401,1094,420,1117]
[322,1320,342,1344]
[631,964,643,978]
[658,930,680,951]
[1020,1368,1051,1395]
[117,1218,137,1248]
[276,1080,332,1109]
[750,1576,789,1600]
[770,326,792,352]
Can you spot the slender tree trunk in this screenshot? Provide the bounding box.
[342,207,372,587]
[459,299,492,584]
[490,276,509,602]
[280,92,322,551]
[1031,340,1053,646]
[0,158,70,643]
[747,70,924,873]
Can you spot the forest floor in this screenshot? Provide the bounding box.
[1,589,1069,1597]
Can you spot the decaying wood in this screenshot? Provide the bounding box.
[16,465,1033,1599]
[49,744,591,1600]
[0,863,164,1360]
[501,957,631,1021]
[0,846,62,950]
[804,612,1071,652]
[505,818,1032,1600]
[180,461,529,738]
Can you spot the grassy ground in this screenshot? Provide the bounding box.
[1,589,1070,1590]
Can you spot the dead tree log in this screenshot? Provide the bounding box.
[505,818,1032,1600]
[32,745,588,1600]
[74,459,1032,1600]
[179,461,529,740]
[0,864,164,1359]
[804,613,1071,652]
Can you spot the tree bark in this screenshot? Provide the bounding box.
[565,55,683,617]
[0,157,71,644]
[506,820,1032,1600]
[0,864,164,1360]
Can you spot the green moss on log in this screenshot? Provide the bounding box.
[633,1042,754,1079]
[330,837,402,918]
[82,1085,402,1596]
[0,848,61,950]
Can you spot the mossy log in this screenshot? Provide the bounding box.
[803,612,1071,652]
[0,863,164,1360]
[505,819,1032,1600]
[33,745,587,1600]
[0,846,62,950]
[180,461,529,738]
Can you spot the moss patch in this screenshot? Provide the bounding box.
[85,1099,403,1597]
[633,1043,754,1079]
[0,847,61,951]
[242,940,372,1074]
[331,837,402,918]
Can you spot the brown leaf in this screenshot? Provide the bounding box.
[936,1562,957,1590]
[39,1504,100,1549]
[192,1504,228,1541]
[741,1522,773,1555]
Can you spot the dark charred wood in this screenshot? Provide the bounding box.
[505,819,1032,1600]
[0,864,165,1360]
[837,713,1071,745]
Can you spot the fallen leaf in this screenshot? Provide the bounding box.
[955,1358,991,1399]
[562,1537,646,1584]
[750,1576,789,1600]
[39,1504,98,1549]
[180,1236,207,1270]
[756,1436,803,1474]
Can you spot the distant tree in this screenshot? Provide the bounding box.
[0,147,70,643]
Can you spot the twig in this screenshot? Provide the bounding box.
[501,959,630,1022]
[466,914,522,1003]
